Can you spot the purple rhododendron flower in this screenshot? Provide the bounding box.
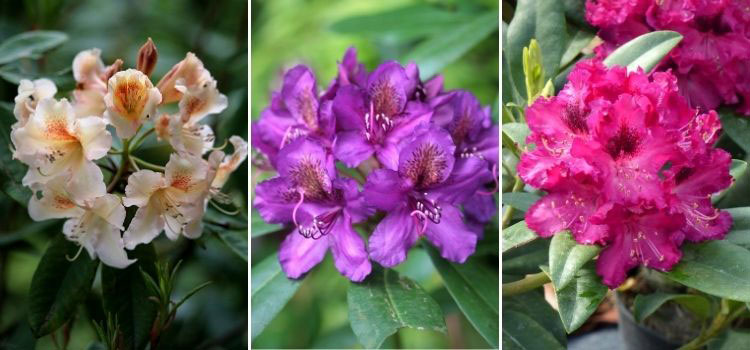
[519,60,732,288]
[254,138,373,281]
[252,65,335,167]
[363,126,491,267]
[586,0,750,115]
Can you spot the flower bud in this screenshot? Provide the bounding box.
[137,38,158,77]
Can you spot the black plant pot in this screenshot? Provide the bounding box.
[615,292,683,350]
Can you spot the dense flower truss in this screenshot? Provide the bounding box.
[586,0,750,115]
[253,48,499,281]
[519,60,732,288]
[8,39,247,268]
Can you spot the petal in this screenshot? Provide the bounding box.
[276,137,335,199]
[596,232,640,289]
[463,194,497,223]
[368,206,418,267]
[94,221,135,268]
[363,169,409,212]
[333,85,367,131]
[424,205,477,263]
[212,135,248,189]
[279,229,329,279]
[525,189,609,244]
[28,176,84,221]
[333,178,373,223]
[104,69,162,139]
[73,48,105,84]
[386,101,432,145]
[66,158,106,203]
[397,126,455,189]
[165,152,208,194]
[333,130,373,167]
[156,52,209,104]
[89,194,126,230]
[123,170,166,207]
[429,157,491,205]
[75,116,111,160]
[123,199,165,249]
[328,214,371,282]
[281,65,320,130]
[367,61,408,117]
[178,78,228,125]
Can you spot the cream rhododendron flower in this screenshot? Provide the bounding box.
[156,52,212,104]
[122,153,210,248]
[13,78,57,126]
[104,69,162,139]
[28,176,133,268]
[176,77,228,125]
[211,136,248,191]
[155,113,215,155]
[12,98,111,201]
[72,49,109,118]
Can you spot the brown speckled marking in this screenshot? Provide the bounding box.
[114,77,148,120]
[289,157,329,200]
[404,143,448,189]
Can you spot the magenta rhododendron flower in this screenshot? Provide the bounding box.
[519,60,732,288]
[586,0,750,115]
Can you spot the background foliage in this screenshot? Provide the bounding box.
[0,1,248,349]
[250,0,499,348]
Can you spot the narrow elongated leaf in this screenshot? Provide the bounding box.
[214,229,248,261]
[665,239,750,301]
[330,5,473,40]
[404,12,498,79]
[719,111,750,154]
[29,235,99,337]
[251,252,301,340]
[548,231,600,290]
[603,31,682,72]
[427,246,498,348]
[503,220,538,252]
[541,263,607,333]
[0,31,68,65]
[503,239,549,275]
[503,291,566,350]
[348,267,447,349]
[632,292,711,323]
[503,192,540,212]
[708,330,750,350]
[101,245,158,350]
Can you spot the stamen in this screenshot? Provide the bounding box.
[410,210,429,235]
[291,189,305,227]
[66,244,85,262]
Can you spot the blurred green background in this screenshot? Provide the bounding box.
[251,0,499,348]
[0,0,248,349]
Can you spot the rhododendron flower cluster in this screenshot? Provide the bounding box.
[586,0,750,115]
[9,38,247,268]
[253,48,498,282]
[519,59,732,288]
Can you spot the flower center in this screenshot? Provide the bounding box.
[606,124,640,160]
[363,101,394,143]
[402,142,448,189]
[298,209,341,239]
[289,157,330,200]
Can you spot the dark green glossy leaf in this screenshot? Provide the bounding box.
[503,239,549,275]
[502,192,540,212]
[29,235,99,337]
[101,244,158,350]
[502,122,530,150]
[725,207,750,249]
[503,291,566,350]
[541,263,607,333]
[404,12,498,79]
[214,229,248,261]
[632,292,711,323]
[427,247,498,348]
[714,160,747,205]
[0,101,31,205]
[0,31,68,65]
[560,29,594,68]
[251,252,301,340]
[548,231,600,290]
[665,239,750,302]
[503,220,538,253]
[719,111,750,155]
[348,266,447,349]
[708,330,750,350]
[603,31,682,73]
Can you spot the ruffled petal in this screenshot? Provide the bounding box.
[368,206,418,267]
[279,229,329,279]
[424,205,477,263]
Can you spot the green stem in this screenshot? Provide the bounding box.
[679,299,745,350]
[132,157,165,171]
[501,175,524,229]
[107,138,131,192]
[502,272,550,296]
[130,127,155,151]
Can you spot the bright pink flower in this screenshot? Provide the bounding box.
[519,60,732,288]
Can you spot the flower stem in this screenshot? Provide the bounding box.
[130,127,156,152]
[679,299,746,350]
[132,156,165,171]
[502,271,550,296]
[107,138,131,192]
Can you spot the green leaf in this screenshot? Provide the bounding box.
[548,231,600,290]
[506,0,567,101]
[29,235,99,337]
[502,122,530,150]
[503,239,550,275]
[665,239,750,302]
[251,208,281,238]
[403,12,498,79]
[503,291,566,350]
[427,247,498,348]
[251,252,301,340]
[560,29,595,68]
[0,31,68,65]
[632,292,711,323]
[719,111,750,154]
[714,160,748,205]
[503,192,540,212]
[0,101,31,205]
[347,267,447,349]
[330,5,474,41]
[101,244,158,350]
[708,330,750,350]
[725,207,750,249]
[214,229,248,261]
[541,263,607,333]
[503,220,538,253]
[602,31,682,73]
